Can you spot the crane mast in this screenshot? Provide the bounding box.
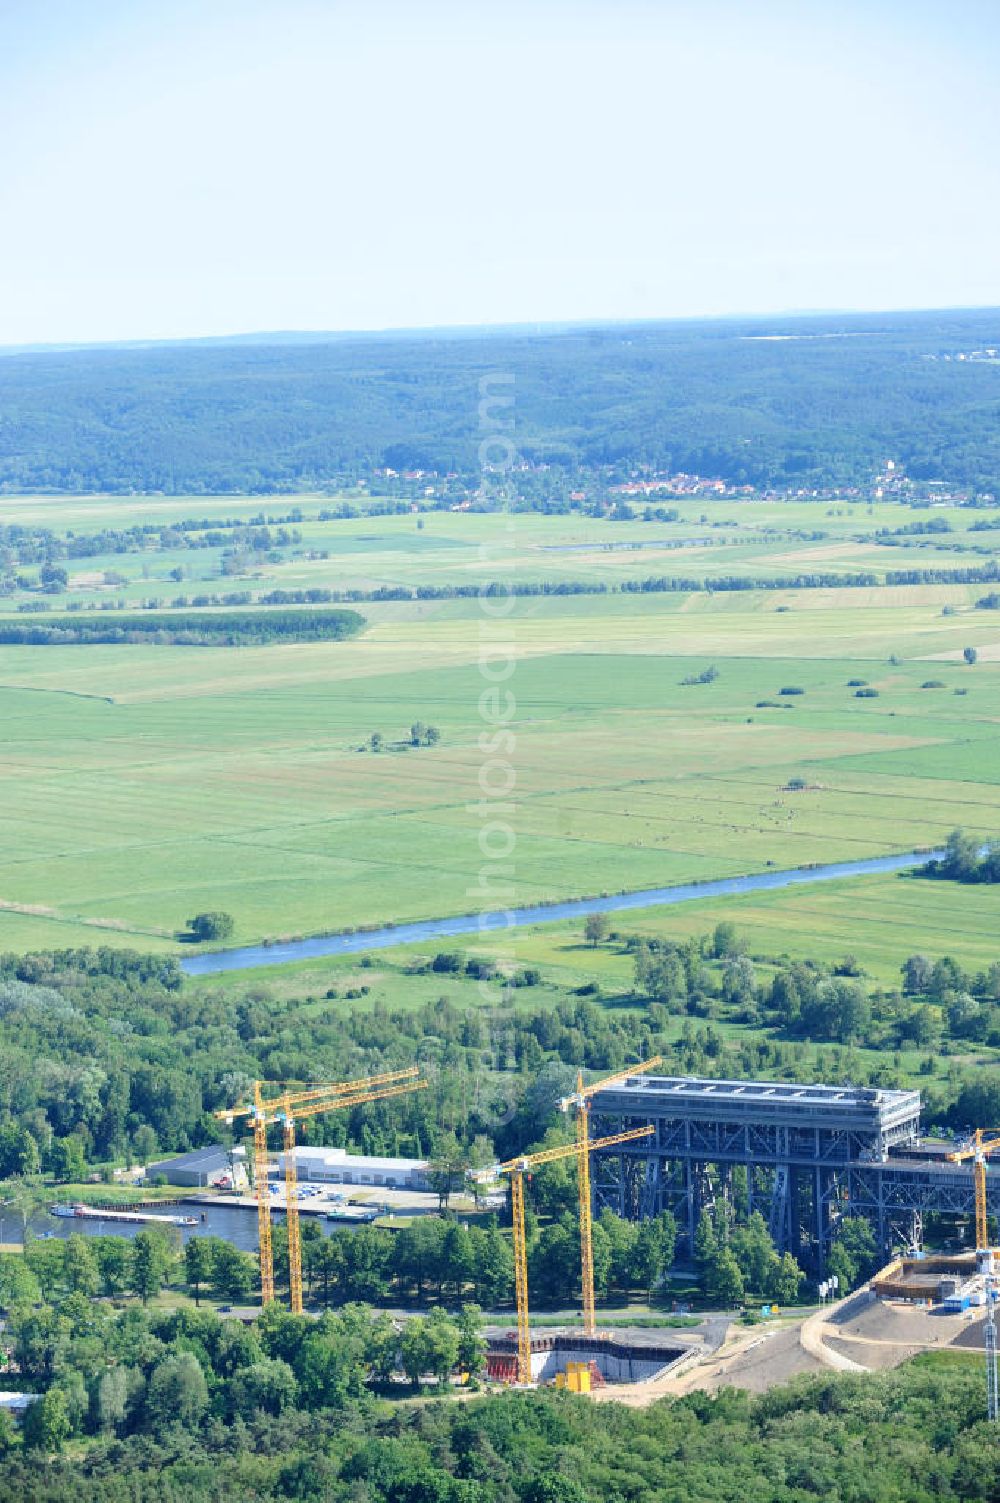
[947,1126,1000,1421]
[576,1099,594,1338]
[510,1169,530,1381]
[280,1101,303,1315]
[560,1057,661,1338]
[498,1123,654,1384]
[252,1080,274,1305]
[217,1069,426,1313]
[988,1291,999,1424]
[946,1127,1000,1254]
[976,1148,989,1255]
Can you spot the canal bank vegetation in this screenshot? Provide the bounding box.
[0,1230,263,1310]
[922,827,1000,885]
[0,1209,676,1322]
[0,1197,800,1330]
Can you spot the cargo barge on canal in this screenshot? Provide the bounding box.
[50,1204,200,1228]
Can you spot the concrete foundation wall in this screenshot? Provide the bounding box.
[528,1344,682,1383]
[872,1253,977,1301]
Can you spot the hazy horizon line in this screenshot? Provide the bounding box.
[3,302,999,358]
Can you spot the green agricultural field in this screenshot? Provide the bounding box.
[4,490,1000,611]
[506,871,1000,989]
[1,499,1000,955]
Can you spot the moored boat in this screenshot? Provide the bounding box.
[49,1203,198,1227]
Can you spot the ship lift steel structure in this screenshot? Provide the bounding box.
[584,1074,1000,1269]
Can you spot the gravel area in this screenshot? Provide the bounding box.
[699,1326,825,1393]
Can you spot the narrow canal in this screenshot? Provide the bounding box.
[182,849,941,977]
[22,1203,352,1251]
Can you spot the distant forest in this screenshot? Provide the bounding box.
[0,607,365,648]
[2,308,1000,493]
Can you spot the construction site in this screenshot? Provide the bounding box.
[872,1251,988,1310]
[211,1064,1000,1406]
[485,1332,689,1389]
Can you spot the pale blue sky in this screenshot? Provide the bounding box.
[2,0,999,344]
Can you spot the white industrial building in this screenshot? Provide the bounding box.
[0,1392,40,1420]
[278,1146,430,1190]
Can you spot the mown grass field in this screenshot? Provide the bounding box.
[1,497,1000,957]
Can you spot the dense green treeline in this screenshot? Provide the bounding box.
[4,308,1000,493]
[0,1189,799,1324]
[0,1223,988,1499]
[0,1338,994,1501]
[0,607,364,646]
[8,563,1000,627]
[630,910,1000,1063]
[0,1204,685,1320]
[0,1269,491,1462]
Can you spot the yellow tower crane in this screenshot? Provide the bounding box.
[496,1123,655,1385]
[216,1068,426,1313]
[559,1057,662,1338]
[947,1128,1000,1422]
[947,1127,1000,1255]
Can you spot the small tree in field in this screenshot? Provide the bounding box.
[187,912,234,943]
[964,646,978,665]
[712,921,741,958]
[585,912,610,947]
